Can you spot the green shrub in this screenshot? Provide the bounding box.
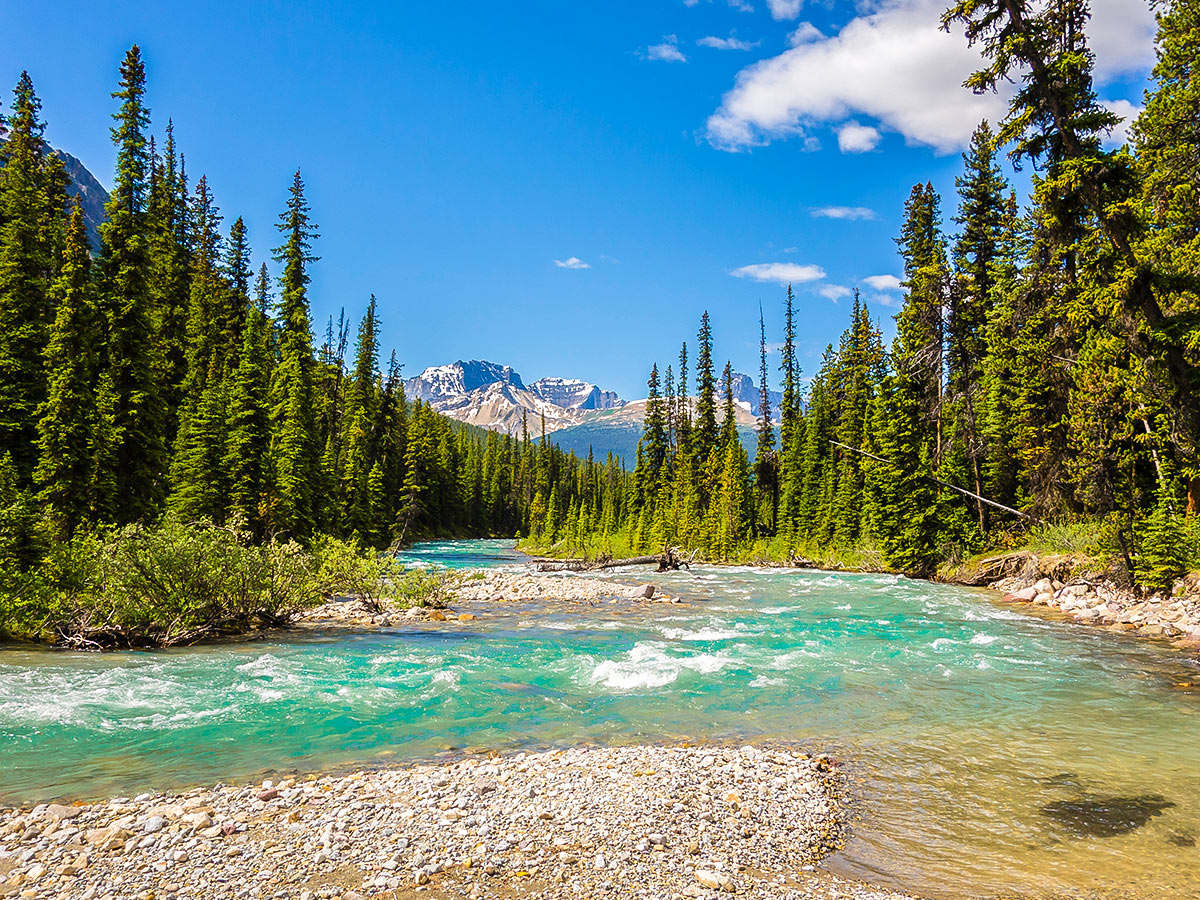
[309,534,404,610]
[0,517,325,648]
[392,567,457,608]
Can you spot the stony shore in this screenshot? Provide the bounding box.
[296,571,680,631]
[964,552,1200,653]
[0,745,916,900]
[451,571,677,605]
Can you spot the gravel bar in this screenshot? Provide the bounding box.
[0,744,919,900]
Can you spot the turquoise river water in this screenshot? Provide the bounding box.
[2,539,1199,899]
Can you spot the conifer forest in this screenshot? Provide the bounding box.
[0,0,1198,623]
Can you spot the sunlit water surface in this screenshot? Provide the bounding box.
[3,539,1199,899]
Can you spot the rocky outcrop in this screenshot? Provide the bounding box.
[969,553,1200,652]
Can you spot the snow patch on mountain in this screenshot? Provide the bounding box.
[529,377,623,411]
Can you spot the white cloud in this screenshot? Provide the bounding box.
[1102,98,1142,146]
[731,262,826,286]
[645,35,687,63]
[705,0,1155,154]
[554,257,591,270]
[1089,0,1157,80]
[767,0,803,20]
[863,274,902,290]
[818,284,852,302]
[837,121,881,152]
[787,22,823,45]
[728,0,754,11]
[866,292,902,309]
[812,206,876,220]
[698,34,759,51]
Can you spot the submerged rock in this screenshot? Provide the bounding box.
[1041,794,1176,837]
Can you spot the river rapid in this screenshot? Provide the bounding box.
[2,539,1199,899]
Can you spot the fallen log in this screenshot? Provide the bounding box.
[533,546,696,572]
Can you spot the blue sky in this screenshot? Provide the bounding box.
[2,0,1156,399]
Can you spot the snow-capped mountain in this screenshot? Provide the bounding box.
[404,361,625,437]
[404,360,525,404]
[529,377,622,411]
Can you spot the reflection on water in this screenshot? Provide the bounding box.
[2,540,1199,899]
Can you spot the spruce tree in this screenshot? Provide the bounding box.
[35,203,97,536]
[167,176,228,520]
[694,311,717,456]
[222,287,273,532]
[341,297,381,535]
[754,305,777,535]
[1132,0,1200,514]
[147,119,191,444]
[98,45,166,521]
[640,363,668,498]
[950,121,1008,528]
[0,72,65,480]
[266,170,320,536]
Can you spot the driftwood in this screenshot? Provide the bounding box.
[535,546,698,573]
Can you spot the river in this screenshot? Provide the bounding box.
[2,539,1198,898]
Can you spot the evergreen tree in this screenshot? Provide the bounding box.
[147,119,191,443]
[266,170,320,536]
[694,311,717,456]
[341,297,381,535]
[34,203,97,536]
[98,45,166,521]
[639,363,668,500]
[950,121,1009,528]
[1132,0,1200,514]
[754,305,777,535]
[0,72,66,480]
[222,305,273,531]
[869,367,940,576]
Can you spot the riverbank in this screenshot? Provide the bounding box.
[0,744,916,900]
[945,551,1200,654]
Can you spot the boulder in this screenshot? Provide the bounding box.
[695,869,736,892]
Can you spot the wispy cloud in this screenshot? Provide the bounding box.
[767,0,803,20]
[644,35,687,63]
[787,22,822,45]
[866,292,901,309]
[818,284,852,302]
[554,256,592,270]
[698,34,759,51]
[811,206,876,221]
[863,274,901,290]
[731,262,825,286]
[684,0,757,9]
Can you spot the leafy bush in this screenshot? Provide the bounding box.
[392,567,457,608]
[309,534,404,610]
[0,517,326,648]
